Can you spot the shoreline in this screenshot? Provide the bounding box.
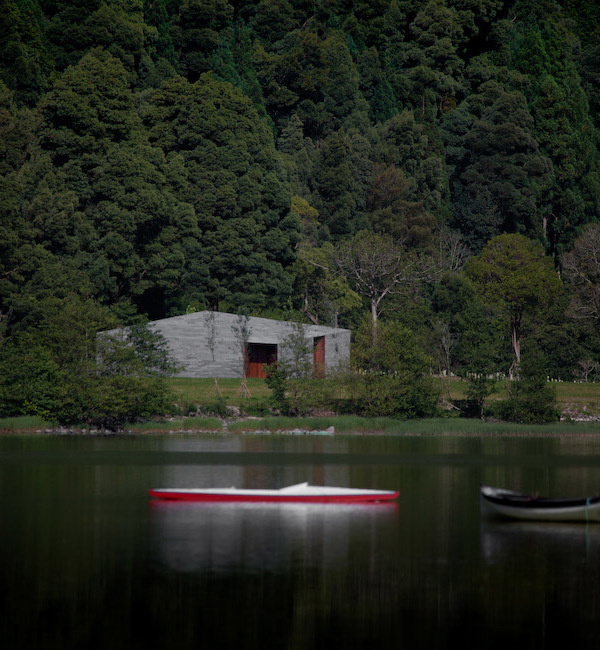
[2,415,600,437]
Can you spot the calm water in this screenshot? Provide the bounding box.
[2,433,600,649]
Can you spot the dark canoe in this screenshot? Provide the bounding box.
[480,485,600,522]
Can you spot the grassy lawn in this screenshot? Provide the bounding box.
[169,377,272,408]
[0,416,49,431]
[440,376,600,413]
[228,416,600,435]
[127,417,224,433]
[1,377,598,434]
[168,375,600,414]
[552,381,600,408]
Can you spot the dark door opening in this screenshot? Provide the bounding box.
[246,343,277,378]
[313,337,325,377]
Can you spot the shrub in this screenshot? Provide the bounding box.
[497,351,560,424]
[346,319,440,418]
[196,398,233,418]
[0,300,178,430]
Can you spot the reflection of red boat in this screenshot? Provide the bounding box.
[148,482,399,503]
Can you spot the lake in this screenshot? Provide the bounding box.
[1,433,600,649]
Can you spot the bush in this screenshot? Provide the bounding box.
[0,301,178,430]
[265,365,289,413]
[346,319,440,418]
[241,398,272,417]
[341,371,439,418]
[497,351,560,424]
[196,398,234,418]
[452,398,485,419]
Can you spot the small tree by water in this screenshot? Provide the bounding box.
[344,319,439,418]
[203,310,222,397]
[266,322,314,415]
[497,350,560,424]
[232,313,252,398]
[0,297,179,429]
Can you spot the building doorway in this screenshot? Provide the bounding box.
[246,343,277,378]
[313,337,325,377]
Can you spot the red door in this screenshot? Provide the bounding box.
[246,343,277,378]
[313,337,325,377]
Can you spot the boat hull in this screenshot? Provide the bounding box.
[480,485,600,522]
[149,483,399,503]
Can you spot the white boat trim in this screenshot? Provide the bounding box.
[149,482,399,503]
[480,485,600,522]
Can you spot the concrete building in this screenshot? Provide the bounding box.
[145,311,350,378]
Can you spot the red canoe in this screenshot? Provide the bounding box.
[148,482,399,503]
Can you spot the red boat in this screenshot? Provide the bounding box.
[148,482,399,503]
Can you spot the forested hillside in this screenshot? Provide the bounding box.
[1,0,600,422]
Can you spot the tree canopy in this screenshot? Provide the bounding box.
[465,233,562,373]
[1,0,600,423]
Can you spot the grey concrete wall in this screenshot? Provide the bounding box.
[137,311,350,378]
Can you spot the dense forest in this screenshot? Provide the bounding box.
[1,0,600,423]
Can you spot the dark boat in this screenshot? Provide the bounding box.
[480,485,600,522]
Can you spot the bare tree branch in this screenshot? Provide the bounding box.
[335,231,442,330]
[562,223,600,320]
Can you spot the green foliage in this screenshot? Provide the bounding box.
[143,73,300,311]
[0,296,177,428]
[463,374,496,419]
[171,0,234,81]
[345,319,439,418]
[447,82,553,249]
[0,337,62,418]
[395,0,466,121]
[0,0,54,104]
[1,0,599,426]
[264,321,317,415]
[497,349,560,424]
[311,128,372,237]
[195,396,233,417]
[466,234,563,372]
[430,272,507,372]
[255,26,368,140]
[505,1,600,254]
[265,364,289,413]
[374,109,448,215]
[290,242,361,327]
[561,223,600,321]
[43,0,154,75]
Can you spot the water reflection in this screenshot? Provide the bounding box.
[149,500,398,574]
[481,520,600,564]
[4,434,600,649]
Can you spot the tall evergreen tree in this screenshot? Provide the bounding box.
[171,0,234,81]
[506,3,600,254]
[144,74,300,310]
[448,81,552,249]
[375,109,448,215]
[0,0,54,105]
[311,128,372,238]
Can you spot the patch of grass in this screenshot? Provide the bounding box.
[127,417,224,433]
[443,376,600,414]
[169,377,271,404]
[228,416,335,433]
[373,418,600,436]
[228,416,600,436]
[0,416,49,431]
[168,376,600,415]
[553,382,600,401]
[5,378,597,435]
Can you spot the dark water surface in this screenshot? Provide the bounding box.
[2,433,600,649]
